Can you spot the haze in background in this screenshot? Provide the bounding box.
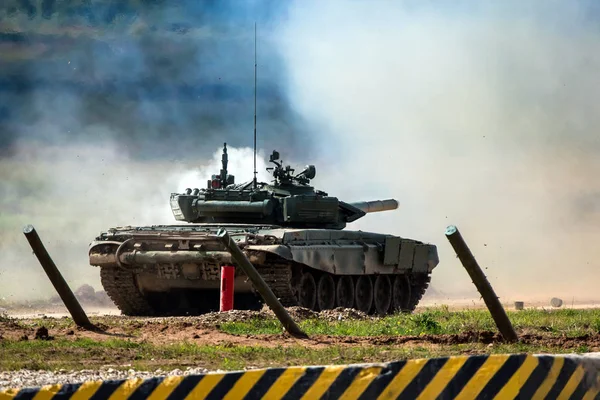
[4,0,600,306]
[0,142,271,302]
[277,0,600,302]
[0,1,311,303]
[0,0,310,158]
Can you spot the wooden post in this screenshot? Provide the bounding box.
[216,229,308,339]
[23,225,93,329]
[445,225,518,343]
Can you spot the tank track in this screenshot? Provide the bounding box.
[98,261,296,317]
[100,267,155,316]
[255,261,297,306]
[406,273,431,312]
[100,260,431,316]
[255,259,432,315]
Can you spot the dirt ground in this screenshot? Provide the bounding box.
[3,321,600,351]
[3,288,600,354]
[2,305,600,352]
[5,299,600,320]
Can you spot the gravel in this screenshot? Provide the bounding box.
[114,306,373,327]
[0,367,215,391]
[195,305,372,324]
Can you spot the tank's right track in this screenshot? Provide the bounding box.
[100,266,156,316]
[99,261,297,317]
[255,261,297,306]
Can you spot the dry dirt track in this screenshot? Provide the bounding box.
[5,296,600,319]
[3,317,600,350]
[3,304,600,350]
[4,302,600,390]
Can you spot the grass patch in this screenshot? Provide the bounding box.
[220,307,600,337]
[0,337,583,372]
[2,307,599,371]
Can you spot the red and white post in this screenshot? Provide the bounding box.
[220,265,235,312]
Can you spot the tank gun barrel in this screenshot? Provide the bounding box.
[350,199,399,213]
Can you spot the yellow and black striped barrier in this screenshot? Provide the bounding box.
[1,353,599,399]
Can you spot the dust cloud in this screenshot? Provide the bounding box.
[176,146,273,192]
[4,1,600,308]
[0,141,272,304]
[0,1,306,304]
[276,1,600,303]
[0,138,173,302]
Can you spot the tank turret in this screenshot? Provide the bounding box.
[170,143,399,229]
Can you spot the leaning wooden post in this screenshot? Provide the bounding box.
[445,225,518,343]
[23,225,93,329]
[216,229,308,339]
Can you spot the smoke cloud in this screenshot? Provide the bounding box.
[0,0,311,159]
[276,0,600,302]
[4,0,600,306]
[0,141,273,302]
[0,1,310,303]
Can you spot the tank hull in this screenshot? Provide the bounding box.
[89,223,438,316]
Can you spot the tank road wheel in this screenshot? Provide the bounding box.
[298,272,317,310]
[392,275,412,313]
[374,275,392,315]
[355,276,373,314]
[317,274,336,311]
[336,276,354,308]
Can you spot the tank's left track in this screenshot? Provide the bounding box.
[249,257,432,316]
[100,255,431,316]
[263,260,431,316]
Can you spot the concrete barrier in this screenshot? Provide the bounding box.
[1,353,599,399]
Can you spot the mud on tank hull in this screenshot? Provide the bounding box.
[89,224,439,316]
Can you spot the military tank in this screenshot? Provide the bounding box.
[89,143,439,316]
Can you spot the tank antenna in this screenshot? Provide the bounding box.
[252,22,258,188]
